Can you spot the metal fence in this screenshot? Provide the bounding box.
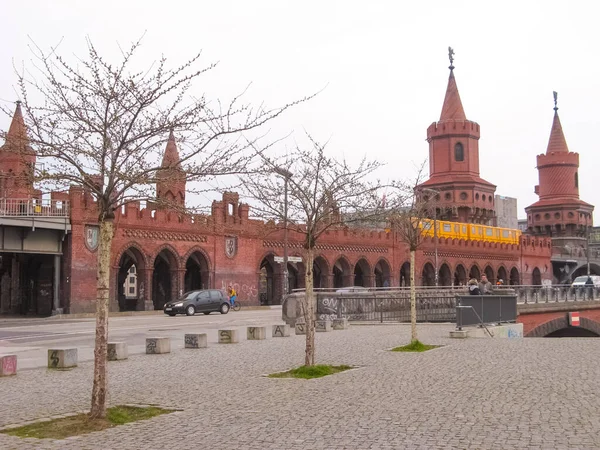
[455,295,517,328]
[0,198,69,217]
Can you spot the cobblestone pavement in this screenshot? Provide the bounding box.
[1,323,599,449]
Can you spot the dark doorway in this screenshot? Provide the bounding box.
[152,249,177,310]
[469,265,481,280]
[422,263,435,286]
[333,258,351,288]
[546,328,599,337]
[374,259,391,287]
[497,266,507,285]
[454,264,467,286]
[532,267,542,286]
[400,261,410,287]
[510,267,520,285]
[439,263,452,286]
[117,247,146,311]
[184,251,210,292]
[259,257,274,305]
[484,265,494,283]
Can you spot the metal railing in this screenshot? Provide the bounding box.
[310,285,600,324]
[0,198,70,217]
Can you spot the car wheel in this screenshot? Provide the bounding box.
[220,303,230,314]
[203,312,210,315]
[168,313,176,317]
[186,305,196,316]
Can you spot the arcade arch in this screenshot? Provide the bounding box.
[469,265,481,280]
[454,264,467,286]
[354,258,372,287]
[152,248,179,310]
[258,255,275,305]
[184,249,210,292]
[532,267,542,286]
[484,265,494,283]
[438,263,452,286]
[422,262,435,286]
[333,257,351,288]
[510,267,520,285]
[313,256,330,289]
[497,266,507,285]
[374,258,391,287]
[116,245,147,312]
[399,262,411,287]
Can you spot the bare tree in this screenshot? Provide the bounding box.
[388,163,437,343]
[6,37,310,419]
[241,134,385,366]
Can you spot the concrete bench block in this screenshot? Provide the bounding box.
[218,329,239,344]
[295,321,306,335]
[146,337,171,354]
[247,326,267,340]
[107,342,128,360]
[316,320,332,332]
[48,348,78,369]
[185,333,208,349]
[332,318,350,330]
[0,355,17,376]
[272,324,291,337]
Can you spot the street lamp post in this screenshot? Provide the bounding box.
[422,188,439,287]
[275,167,293,302]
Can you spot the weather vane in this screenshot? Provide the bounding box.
[553,91,558,112]
[448,46,455,70]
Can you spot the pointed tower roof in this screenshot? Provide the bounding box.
[4,101,31,148]
[545,99,569,153]
[161,129,182,169]
[439,68,467,121]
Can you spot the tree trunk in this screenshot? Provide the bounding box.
[89,219,114,419]
[410,249,417,342]
[303,248,315,366]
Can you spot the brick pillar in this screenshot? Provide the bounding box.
[0,272,10,313]
[363,274,375,288]
[140,268,154,311]
[11,257,20,314]
[175,269,185,299]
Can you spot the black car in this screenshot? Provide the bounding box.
[163,290,230,316]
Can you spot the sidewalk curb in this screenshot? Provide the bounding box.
[48,305,281,320]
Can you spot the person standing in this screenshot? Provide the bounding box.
[479,275,493,295]
[468,279,481,295]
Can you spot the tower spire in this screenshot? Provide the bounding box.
[546,92,569,154]
[439,47,466,121]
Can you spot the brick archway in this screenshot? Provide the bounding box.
[526,316,600,337]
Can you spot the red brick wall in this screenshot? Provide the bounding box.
[519,308,600,336]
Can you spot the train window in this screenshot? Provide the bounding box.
[455,225,459,232]
[471,226,476,233]
[486,228,493,236]
[462,226,467,233]
[502,230,509,238]
[422,221,432,230]
[443,224,451,232]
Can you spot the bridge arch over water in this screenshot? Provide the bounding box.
[526,316,600,337]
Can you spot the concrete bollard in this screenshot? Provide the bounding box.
[295,321,306,335]
[218,329,239,344]
[185,333,208,349]
[332,318,350,330]
[247,326,267,340]
[272,324,291,337]
[146,337,171,354]
[48,349,78,369]
[0,355,17,376]
[315,320,332,332]
[107,342,128,361]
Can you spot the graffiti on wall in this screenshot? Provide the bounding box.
[220,280,258,300]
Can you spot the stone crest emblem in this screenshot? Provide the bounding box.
[84,225,100,252]
[225,236,237,259]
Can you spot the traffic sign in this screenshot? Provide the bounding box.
[274,256,303,263]
[569,312,580,327]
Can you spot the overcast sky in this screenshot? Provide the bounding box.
[1,0,598,222]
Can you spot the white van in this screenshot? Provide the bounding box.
[571,275,600,287]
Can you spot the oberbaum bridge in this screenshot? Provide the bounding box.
[0,55,599,338]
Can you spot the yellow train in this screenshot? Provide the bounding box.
[419,218,521,245]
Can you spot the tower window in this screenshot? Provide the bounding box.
[454,142,464,161]
[575,172,578,188]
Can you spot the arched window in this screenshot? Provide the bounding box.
[454,142,464,161]
[575,172,578,188]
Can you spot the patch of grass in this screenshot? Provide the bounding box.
[1,405,174,440]
[391,340,440,352]
[269,364,354,379]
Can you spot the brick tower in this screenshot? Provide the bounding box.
[156,130,186,208]
[525,93,594,245]
[0,101,38,199]
[418,50,497,225]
